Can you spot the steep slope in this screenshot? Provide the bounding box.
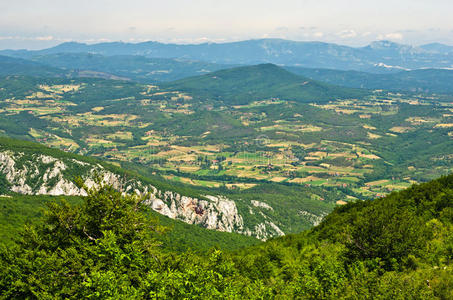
[0,138,296,239]
[287,66,453,95]
[230,174,453,298]
[3,38,453,71]
[164,63,367,105]
[0,194,259,251]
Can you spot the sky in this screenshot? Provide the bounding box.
[1,0,453,50]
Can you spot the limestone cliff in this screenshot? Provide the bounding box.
[0,149,284,239]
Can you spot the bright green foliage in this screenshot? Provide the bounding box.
[0,183,165,298]
[1,175,452,298]
[0,193,259,251]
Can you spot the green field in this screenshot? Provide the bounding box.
[0,74,451,200]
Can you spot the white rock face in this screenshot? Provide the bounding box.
[0,149,285,239]
[253,221,285,240]
[251,200,274,211]
[148,193,245,234]
[47,179,82,196]
[299,210,326,226]
[0,151,33,194]
[40,154,57,164]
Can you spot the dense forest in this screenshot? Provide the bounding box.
[1,174,451,298]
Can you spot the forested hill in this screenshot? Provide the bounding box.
[287,66,453,96]
[228,173,453,298]
[28,53,234,83]
[0,55,66,77]
[1,172,451,298]
[164,63,368,105]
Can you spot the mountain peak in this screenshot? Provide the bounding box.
[48,41,89,52]
[368,40,403,49]
[192,63,302,83]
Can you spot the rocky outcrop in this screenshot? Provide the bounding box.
[251,200,274,211]
[0,149,286,239]
[148,193,246,233]
[253,221,285,240]
[299,210,326,226]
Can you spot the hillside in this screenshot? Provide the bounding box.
[3,39,453,71]
[29,53,234,83]
[0,137,335,240]
[0,194,259,251]
[230,174,453,298]
[420,43,453,54]
[164,63,367,104]
[0,172,451,297]
[0,55,66,77]
[287,66,453,95]
[0,53,231,83]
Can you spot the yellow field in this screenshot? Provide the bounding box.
[365,179,389,186]
[405,117,438,124]
[289,176,321,183]
[367,132,381,139]
[226,183,257,190]
[39,84,81,93]
[434,123,453,128]
[307,151,328,158]
[270,177,287,182]
[106,131,133,140]
[363,124,377,130]
[390,126,413,133]
[75,112,139,126]
[26,91,53,99]
[357,152,380,160]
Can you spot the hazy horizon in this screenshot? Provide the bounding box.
[2,37,453,52]
[1,0,453,50]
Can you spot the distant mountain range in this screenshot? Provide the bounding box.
[29,53,234,82]
[1,38,453,96]
[286,67,453,95]
[0,53,233,83]
[2,39,453,72]
[419,43,453,54]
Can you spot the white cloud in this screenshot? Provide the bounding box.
[378,32,403,40]
[313,32,324,38]
[0,35,55,41]
[337,29,357,39]
[82,38,112,43]
[36,35,54,41]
